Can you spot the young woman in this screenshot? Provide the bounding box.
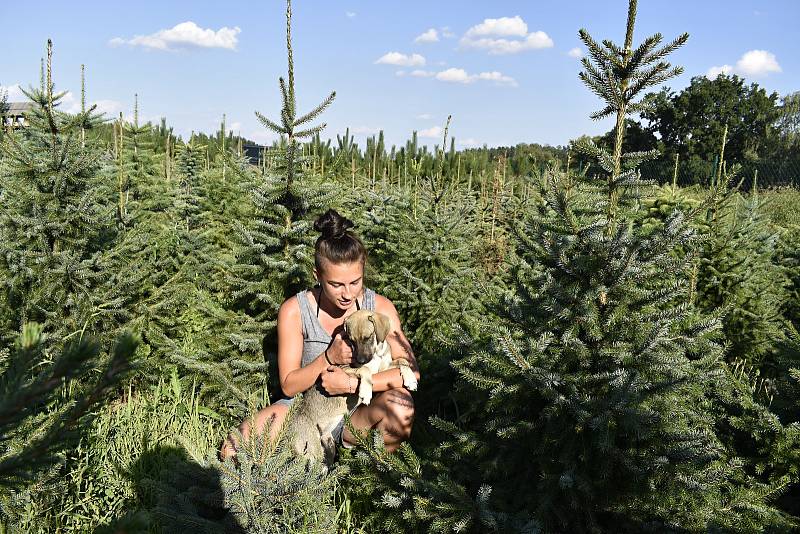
[220,209,420,460]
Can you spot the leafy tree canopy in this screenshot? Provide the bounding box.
[641,74,780,163]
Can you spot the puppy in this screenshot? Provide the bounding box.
[287,310,417,466]
[342,310,418,406]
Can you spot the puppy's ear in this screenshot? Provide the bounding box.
[370,312,392,343]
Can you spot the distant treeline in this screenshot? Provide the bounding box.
[60,72,798,190]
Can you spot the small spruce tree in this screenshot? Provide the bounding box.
[694,191,790,369]
[0,323,136,526]
[0,40,118,342]
[221,0,337,405]
[0,323,135,486]
[434,1,793,530]
[159,2,344,528]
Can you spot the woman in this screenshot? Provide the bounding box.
[220,209,419,460]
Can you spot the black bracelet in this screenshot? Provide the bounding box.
[324,348,333,366]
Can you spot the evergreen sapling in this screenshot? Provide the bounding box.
[437,1,794,530]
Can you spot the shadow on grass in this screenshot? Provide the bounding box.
[94,445,243,533]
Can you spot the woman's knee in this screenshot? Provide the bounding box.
[382,387,415,432]
[251,404,289,437]
[220,404,289,459]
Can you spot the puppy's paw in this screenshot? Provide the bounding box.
[359,388,373,406]
[357,374,374,405]
[400,367,418,391]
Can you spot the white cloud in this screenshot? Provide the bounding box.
[375,52,426,66]
[736,50,781,76]
[416,113,433,120]
[706,64,734,78]
[0,83,25,101]
[441,26,455,39]
[93,99,125,116]
[59,92,80,113]
[475,71,517,85]
[410,69,435,77]
[419,126,443,138]
[57,91,124,116]
[109,21,241,51]
[395,70,407,77]
[706,49,781,79]
[346,11,356,18]
[436,68,471,83]
[434,67,517,87]
[568,47,583,58]
[465,15,528,38]
[414,29,439,43]
[250,130,277,144]
[460,16,553,55]
[461,32,554,55]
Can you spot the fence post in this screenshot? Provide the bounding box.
[672,153,679,196]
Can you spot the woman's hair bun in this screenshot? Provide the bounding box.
[314,209,354,240]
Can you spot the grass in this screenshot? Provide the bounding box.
[5,368,231,532]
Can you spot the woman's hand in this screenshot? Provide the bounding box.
[319,366,357,396]
[325,332,353,365]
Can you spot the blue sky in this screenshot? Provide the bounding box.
[1,1,797,149]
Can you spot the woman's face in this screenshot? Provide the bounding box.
[315,260,364,311]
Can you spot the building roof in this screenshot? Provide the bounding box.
[5,102,33,114]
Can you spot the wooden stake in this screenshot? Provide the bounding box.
[80,64,86,148]
[671,152,680,196]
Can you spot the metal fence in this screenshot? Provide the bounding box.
[640,156,800,192]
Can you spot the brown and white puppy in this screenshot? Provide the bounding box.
[342,309,417,406]
[287,310,417,467]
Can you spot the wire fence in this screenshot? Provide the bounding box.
[640,156,800,192]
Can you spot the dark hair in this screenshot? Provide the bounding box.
[313,209,367,271]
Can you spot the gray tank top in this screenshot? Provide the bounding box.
[296,287,376,367]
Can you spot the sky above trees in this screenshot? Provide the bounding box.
[1,0,797,148]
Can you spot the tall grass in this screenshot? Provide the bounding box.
[8,370,229,532]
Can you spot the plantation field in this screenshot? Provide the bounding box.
[2,1,800,532]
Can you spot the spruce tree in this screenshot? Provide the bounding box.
[353,120,493,423]
[778,222,800,330]
[102,124,259,416]
[222,0,337,405]
[220,420,338,533]
[0,40,118,343]
[156,2,344,528]
[337,125,522,534]
[434,2,792,530]
[0,323,135,489]
[339,422,537,533]
[694,191,790,368]
[109,95,162,229]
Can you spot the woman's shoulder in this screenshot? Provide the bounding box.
[373,292,399,315]
[278,292,304,323]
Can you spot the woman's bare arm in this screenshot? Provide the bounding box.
[276,298,328,397]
